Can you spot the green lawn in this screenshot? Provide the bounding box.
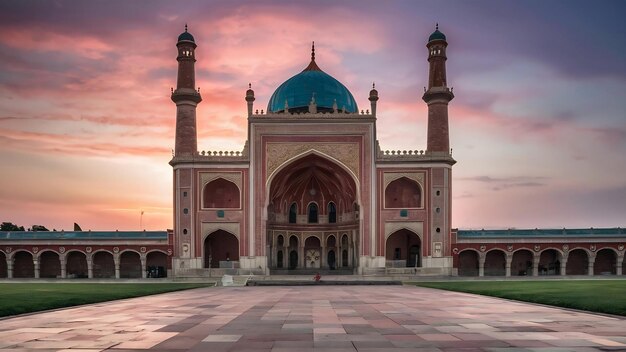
[0,283,212,317]
[412,280,626,316]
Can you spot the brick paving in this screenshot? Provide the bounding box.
[0,285,624,351]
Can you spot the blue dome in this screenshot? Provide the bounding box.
[178,31,195,43]
[428,24,446,42]
[267,58,358,113]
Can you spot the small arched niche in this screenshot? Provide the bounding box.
[203,178,240,209]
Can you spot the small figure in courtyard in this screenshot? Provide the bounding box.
[313,272,321,282]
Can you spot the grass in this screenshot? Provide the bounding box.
[412,280,626,316]
[0,283,212,317]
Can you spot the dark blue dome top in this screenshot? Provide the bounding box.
[178,25,195,43]
[267,45,357,113]
[428,24,446,42]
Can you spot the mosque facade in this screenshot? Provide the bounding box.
[0,26,624,279]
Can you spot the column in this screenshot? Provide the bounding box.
[321,244,326,269]
[141,255,147,279]
[60,256,67,279]
[478,255,485,277]
[505,255,512,277]
[299,245,304,269]
[532,255,540,277]
[560,255,568,276]
[281,245,286,268]
[114,255,120,279]
[34,258,40,279]
[617,257,623,276]
[87,255,93,278]
[6,258,12,279]
[588,256,595,276]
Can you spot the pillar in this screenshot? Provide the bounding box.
[87,256,93,279]
[505,255,512,277]
[299,245,304,269]
[588,256,595,276]
[478,255,485,277]
[60,256,67,279]
[532,255,540,276]
[321,244,326,268]
[114,255,120,279]
[141,256,147,279]
[6,258,12,279]
[560,255,568,276]
[617,257,623,276]
[34,258,40,279]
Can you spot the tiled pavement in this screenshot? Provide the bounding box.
[0,285,624,351]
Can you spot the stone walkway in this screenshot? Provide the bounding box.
[0,286,624,351]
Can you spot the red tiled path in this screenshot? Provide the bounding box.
[0,286,624,351]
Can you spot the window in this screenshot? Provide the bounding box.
[289,203,297,224]
[183,208,188,215]
[436,227,441,233]
[394,248,401,260]
[183,191,187,197]
[183,229,188,235]
[307,203,318,223]
[436,190,441,196]
[328,202,337,223]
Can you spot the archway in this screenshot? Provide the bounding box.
[146,251,168,278]
[341,234,349,267]
[66,251,88,278]
[0,251,6,278]
[203,178,240,209]
[328,202,337,223]
[539,249,561,275]
[484,250,506,276]
[13,251,34,278]
[39,251,61,278]
[288,236,298,269]
[566,249,588,275]
[120,251,141,278]
[385,229,421,267]
[594,248,616,275]
[92,251,115,278]
[385,177,421,208]
[304,236,321,268]
[327,236,336,269]
[511,250,533,276]
[204,230,239,268]
[458,250,478,276]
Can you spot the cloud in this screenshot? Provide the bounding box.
[459,176,548,191]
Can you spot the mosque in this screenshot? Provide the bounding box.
[0,26,624,279]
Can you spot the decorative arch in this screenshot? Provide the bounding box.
[385,229,421,267]
[566,248,589,275]
[12,250,34,278]
[146,250,168,278]
[539,248,562,275]
[289,203,297,223]
[66,250,88,278]
[384,177,422,209]
[458,249,479,276]
[484,249,506,276]
[92,250,115,278]
[38,250,61,278]
[119,250,142,278]
[511,249,533,276]
[594,248,617,275]
[203,178,241,209]
[307,202,319,223]
[327,202,337,223]
[0,251,6,278]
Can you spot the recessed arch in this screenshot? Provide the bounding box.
[385,229,421,267]
[566,248,589,275]
[203,178,241,209]
[307,202,319,223]
[511,249,533,276]
[66,250,88,278]
[484,249,506,276]
[120,250,142,278]
[0,251,6,278]
[539,248,562,275]
[458,249,479,276]
[594,248,617,275]
[13,250,34,278]
[204,229,239,268]
[384,177,422,209]
[92,250,115,278]
[328,202,337,223]
[39,250,61,278]
[146,250,168,278]
[289,203,297,223]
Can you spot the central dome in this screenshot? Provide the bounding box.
[267,44,358,113]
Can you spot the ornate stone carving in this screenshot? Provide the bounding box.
[200,172,242,189]
[201,222,240,240]
[266,143,360,181]
[534,245,541,252]
[32,247,39,254]
[618,244,624,251]
[113,247,120,253]
[590,244,596,252]
[479,245,486,252]
[383,172,425,189]
[85,247,92,253]
[384,221,423,239]
[506,245,514,252]
[433,242,443,257]
[140,247,146,253]
[167,249,173,256]
[562,244,569,252]
[4,247,11,253]
[59,247,65,253]
[452,247,459,254]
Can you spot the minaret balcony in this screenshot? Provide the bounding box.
[422,86,454,103]
[171,88,202,104]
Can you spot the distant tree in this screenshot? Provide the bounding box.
[31,225,49,231]
[1,222,25,231]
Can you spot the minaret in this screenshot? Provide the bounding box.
[172,24,201,156]
[423,24,453,154]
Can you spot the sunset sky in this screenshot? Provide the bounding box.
[0,0,625,231]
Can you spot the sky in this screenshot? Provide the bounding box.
[0,0,625,231]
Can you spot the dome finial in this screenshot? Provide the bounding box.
[185,23,188,32]
[248,82,252,89]
[311,41,315,61]
[436,23,439,30]
[372,82,376,89]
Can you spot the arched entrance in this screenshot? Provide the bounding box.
[385,229,421,267]
[0,251,6,278]
[458,250,478,276]
[511,249,533,276]
[484,250,506,276]
[304,236,321,268]
[539,249,561,275]
[13,251,34,278]
[39,251,61,278]
[594,248,617,275]
[92,251,115,278]
[66,251,88,278]
[120,251,141,278]
[204,230,239,268]
[341,234,349,268]
[566,249,588,275]
[146,251,168,278]
[266,153,359,271]
[288,236,298,269]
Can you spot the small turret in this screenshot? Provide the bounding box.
[369,82,379,116]
[245,83,255,117]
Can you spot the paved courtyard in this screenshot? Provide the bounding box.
[0,285,624,351]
